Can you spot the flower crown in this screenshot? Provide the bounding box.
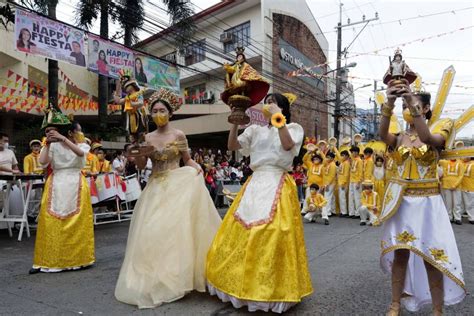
[148,88,182,112]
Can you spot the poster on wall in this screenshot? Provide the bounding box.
[87,34,134,79]
[14,9,87,67]
[134,54,180,93]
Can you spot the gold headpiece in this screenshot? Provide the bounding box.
[282,93,297,105]
[148,88,182,112]
[235,46,245,55]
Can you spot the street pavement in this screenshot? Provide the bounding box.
[1,210,473,315]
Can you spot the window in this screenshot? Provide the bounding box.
[162,51,177,64]
[184,40,206,66]
[184,83,206,104]
[223,21,250,53]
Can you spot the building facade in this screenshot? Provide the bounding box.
[135,0,331,144]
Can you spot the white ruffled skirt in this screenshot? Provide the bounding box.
[115,167,222,309]
[380,194,466,312]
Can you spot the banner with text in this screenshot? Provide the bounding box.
[134,54,180,93]
[14,9,87,67]
[87,34,134,79]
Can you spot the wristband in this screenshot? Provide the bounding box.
[380,103,394,118]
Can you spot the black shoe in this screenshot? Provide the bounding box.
[339,213,345,218]
[324,219,329,225]
[350,215,355,219]
[450,219,454,223]
[469,221,474,225]
[360,222,366,226]
[29,268,40,275]
[343,214,350,218]
[454,220,462,225]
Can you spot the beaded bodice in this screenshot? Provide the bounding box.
[150,139,188,173]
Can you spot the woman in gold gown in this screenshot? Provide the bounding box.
[206,93,313,313]
[31,111,95,273]
[114,89,222,309]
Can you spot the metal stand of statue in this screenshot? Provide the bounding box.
[221,47,270,125]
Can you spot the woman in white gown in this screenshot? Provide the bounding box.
[115,88,222,309]
[378,84,465,315]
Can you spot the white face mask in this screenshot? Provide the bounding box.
[4,142,9,149]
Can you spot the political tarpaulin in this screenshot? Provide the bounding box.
[135,54,180,93]
[14,9,86,67]
[87,34,134,79]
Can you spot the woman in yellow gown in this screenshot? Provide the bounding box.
[30,111,95,273]
[206,93,313,313]
[115,89,222,309]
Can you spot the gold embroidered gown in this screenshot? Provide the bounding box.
[206,123,313,313]
[33,142,95,272]
[378,120,465,312]
[115,137,222,309]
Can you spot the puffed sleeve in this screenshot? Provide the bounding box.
[78,143,90,166]
[430,118,454,148]
[238,125,256,157]
[286,123,304,157]
[176,133,190,152]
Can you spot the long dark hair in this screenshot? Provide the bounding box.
[415,92,432,120]
[135,57,145,74]
[17,28,32,48]
[264,93,292,123]
[98,50,107,63]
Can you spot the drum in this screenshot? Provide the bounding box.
[124,175,141,202]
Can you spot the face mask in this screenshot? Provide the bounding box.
[310,189,317,195]
[4,142,9,149]
[152,113,169,127]
[73,132,85,143]
[402,108,414,124]
[262,104,272,120]
[97,154,105,160]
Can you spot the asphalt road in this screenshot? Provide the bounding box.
[0,211,473,315]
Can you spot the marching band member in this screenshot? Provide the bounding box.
[339,136,352,154]
[337,150,351,217]
[318,139,329,156]
[353,133,365,152]
[363,147,375,182]
[303,184,328,224]
[31,109,95,273]
[207,93,312,313]
[82,138,98,176]
[96,148,112,173]
[348,146,363,218]
[378,81,465,315]
[322,151,337,219]
[439,158,464,224]
[358,180,378,226]
[460,157,474,224]
[302,152,324,213]
[23,139,44,175]
[374,155,386,211]
[115,88,221,308]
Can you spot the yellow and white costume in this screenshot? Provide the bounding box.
[460,159,474,222]
[348,156,363,216]
[373,164,385,210]
[358,187,378,224]
[337,159,350,215]
[378,120,466,312]
[206,123,312,313]
[322,160,337,216]
[115,137,221,309]
[33,142,95,272]
[439,159,464,221]
[303,191,328,222]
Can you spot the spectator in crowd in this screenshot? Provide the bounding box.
[292,163,306,205]
[112,150,125,176]
[0,132,20,175]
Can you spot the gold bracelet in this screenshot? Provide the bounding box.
[409,103,422,117]
[380,103,393,118]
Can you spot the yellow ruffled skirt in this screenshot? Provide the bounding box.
[206,174,313,310]
[33,176,95,271]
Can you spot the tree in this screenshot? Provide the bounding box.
[75,0,114,132]
[17,0,60,111]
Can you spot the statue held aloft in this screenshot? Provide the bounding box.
[221,47,269,125]
[383,48,417,94]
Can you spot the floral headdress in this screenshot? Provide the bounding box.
[148,88,182,112]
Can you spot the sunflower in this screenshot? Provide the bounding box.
[271,112,286,129]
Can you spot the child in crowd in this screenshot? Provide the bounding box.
[302,184,328,225]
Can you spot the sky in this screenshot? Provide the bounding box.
[52,0,474,137]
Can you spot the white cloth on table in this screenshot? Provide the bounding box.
[381,195,465,312]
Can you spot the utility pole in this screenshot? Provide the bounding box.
[373,80,377,139]
[334,2,378,142]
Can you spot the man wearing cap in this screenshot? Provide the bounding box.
[24,140,44,175]
[82,138,99,176]
[358,180,378,226]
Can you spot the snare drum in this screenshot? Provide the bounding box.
[124,175,141,202]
